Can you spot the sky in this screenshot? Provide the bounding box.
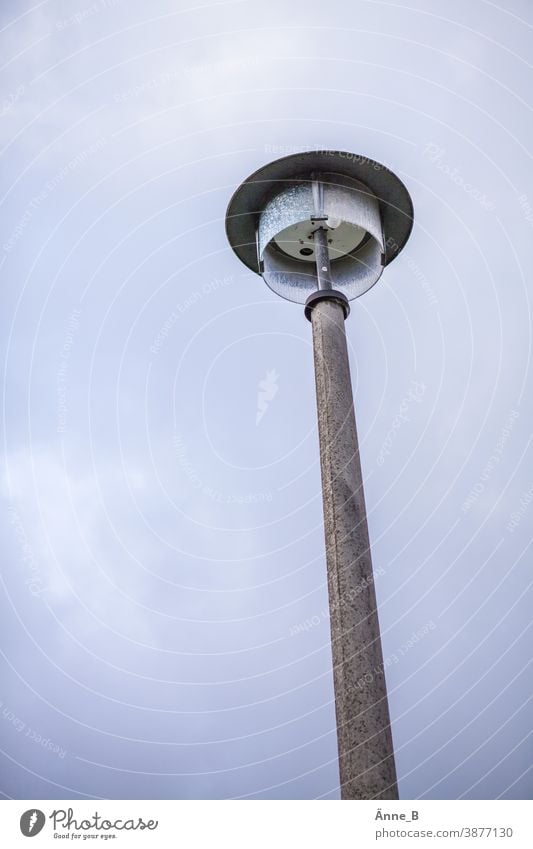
[0,0,532,800]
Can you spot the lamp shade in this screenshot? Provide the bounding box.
[225,150,414,305]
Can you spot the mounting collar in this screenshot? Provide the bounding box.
[304,289,350,322]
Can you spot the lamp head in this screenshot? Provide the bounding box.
[225,150,413,305]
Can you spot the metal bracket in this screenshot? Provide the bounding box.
[313,226,333,291]
[311,173,325,219]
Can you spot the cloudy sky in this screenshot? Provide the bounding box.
[0,0,532,800]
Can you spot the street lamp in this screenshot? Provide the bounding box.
[225,150,414,800]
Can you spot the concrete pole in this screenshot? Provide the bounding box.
[309,296,398,800]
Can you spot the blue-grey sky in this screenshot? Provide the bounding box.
[1,0,532,800]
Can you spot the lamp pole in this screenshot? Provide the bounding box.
[309,288,398,800]
[225,151,413,799]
